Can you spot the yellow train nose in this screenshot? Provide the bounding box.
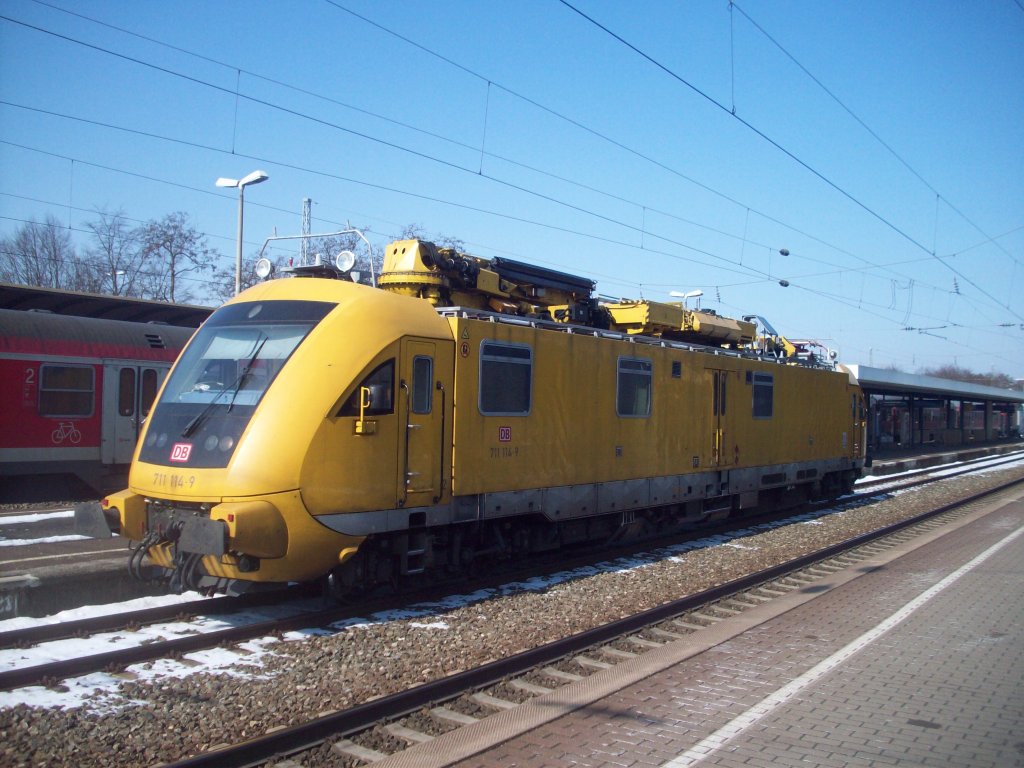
[210,500,287,559]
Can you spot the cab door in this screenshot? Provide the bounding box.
[706,367,734,467]
[397,338,453,508]
[102,362,167,464]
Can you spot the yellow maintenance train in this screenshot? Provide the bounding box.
[94,239,866,595]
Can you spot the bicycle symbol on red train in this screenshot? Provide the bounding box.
[51,421,82,445]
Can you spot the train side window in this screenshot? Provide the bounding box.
[617,357,652,417]
[39,364,94,417]
[479,341,532,416]
[338,360,395,417]
[752,372,774,419]
[141,369,159,418]
[411,356,433,414]
[118,368,136,417]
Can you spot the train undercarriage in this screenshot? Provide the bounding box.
[322,468,858,601]
[100,464,858,598]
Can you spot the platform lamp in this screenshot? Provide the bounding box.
[215,170,269,296]
[670,289,703,309]
[111,269,125,295]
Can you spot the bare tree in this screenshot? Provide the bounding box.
[137,212,215,303]
[922,364,1016,389]
[0,215,79,289]
[305,226,381,285]
[82,208,142,296]
[399,223,466,253]
[208,248,289,304]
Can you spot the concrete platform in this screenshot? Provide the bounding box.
[0,517,166,619]
[863,440,1023,477]
[373,485,1024,768]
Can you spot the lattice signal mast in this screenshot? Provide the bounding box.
[300,198,312,266]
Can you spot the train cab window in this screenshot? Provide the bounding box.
[617,357,652,417]
[752,372,774,419]
[411,356,433,414]
[338,360,395,417]
[118,368,136,417]
[39,364,94,417]
[479,341,532,416]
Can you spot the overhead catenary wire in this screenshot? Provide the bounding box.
[729,1,1021,271]
[0,19,787,287]
[0,6,1019,356]
[0,44,974,319]
[1,5,902,288]
[2,4,996,306]
[0,112,1015,350]
[0,134,775,286]
[320,1,1023,335]
[556,0,1024,325]
[320,0,927,282]
[2,113,999,336]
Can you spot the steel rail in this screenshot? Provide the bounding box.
[856,449,1024,493]
[163,475,1024,768]
[3,457,1019,692]
[0,586,311,651]
[0,604,349,691]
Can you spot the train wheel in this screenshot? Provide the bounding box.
[325,550,367,602]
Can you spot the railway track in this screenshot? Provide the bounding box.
[1,453,1021,694]
[159,473,1024,768]
[855,448,1024,493]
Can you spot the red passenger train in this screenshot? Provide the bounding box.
[0,308,196,499]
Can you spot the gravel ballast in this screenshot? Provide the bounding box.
[1,465,1022,768]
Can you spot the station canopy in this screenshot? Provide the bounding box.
[848,365,1024,404]
[0,282,212,328]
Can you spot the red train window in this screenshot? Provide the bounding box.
[141,369,159,418]
[119,368,136,417]
[39,364,94,417]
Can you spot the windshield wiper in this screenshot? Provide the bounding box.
[227,334,269,413]
[181,385,230,437]
[181,334,268,437]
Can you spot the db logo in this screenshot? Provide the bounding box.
[498,426,512,443]
[170,443,193,462]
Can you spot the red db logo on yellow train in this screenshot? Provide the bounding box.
[170,443,193,462]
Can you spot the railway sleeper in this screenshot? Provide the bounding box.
[510,677,554,696]
[385,722,434,745]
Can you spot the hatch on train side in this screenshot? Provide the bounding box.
[396,337,454,509]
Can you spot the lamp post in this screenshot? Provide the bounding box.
[670,289,703,309]
[216,170,269,295]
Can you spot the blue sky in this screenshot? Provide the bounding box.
[1,0,1022,379]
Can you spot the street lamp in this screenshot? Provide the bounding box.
[111,269,125,295]
[216,169,269,296]
[670,289,703,309]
